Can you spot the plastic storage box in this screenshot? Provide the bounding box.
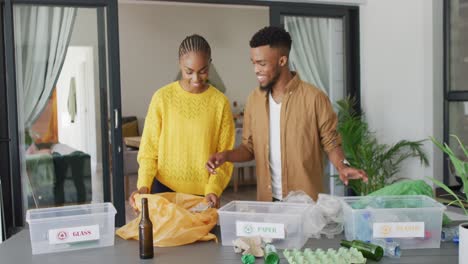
[341,195,446,249]
[218,201,311,249]
[25,203,117,255]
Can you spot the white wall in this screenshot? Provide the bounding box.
[118,2,269,131]
[359,0,444,182]
[57,48,96,159]
[267,0,365,4]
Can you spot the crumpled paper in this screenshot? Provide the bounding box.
[232,237,264,257]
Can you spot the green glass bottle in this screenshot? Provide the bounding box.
[264,244,280,264]
[340,239,384,261]
[241,254,255,264]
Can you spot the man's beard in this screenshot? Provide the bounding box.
[259,71,280,93]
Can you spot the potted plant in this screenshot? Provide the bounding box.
[428,135,468,213]
[336,97,429,195]
[427,135,467,263]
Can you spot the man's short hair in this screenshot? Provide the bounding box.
[249,26,292,56]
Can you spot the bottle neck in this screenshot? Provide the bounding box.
[141,198,149,219]
[340,239,352,248]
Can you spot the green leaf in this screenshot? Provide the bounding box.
[336,97,428,195]
[451,134,468,158]
[447,199,462,207]
[431,135,468,200]
[426,176,468,215]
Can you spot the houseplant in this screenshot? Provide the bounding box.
[428,135,468,213]
[336,97,429,195]
[427,135,467,263]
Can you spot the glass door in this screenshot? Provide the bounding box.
[0,0,9,241]
[3,0,124,229]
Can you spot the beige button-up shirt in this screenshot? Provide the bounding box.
[241,73,341,201]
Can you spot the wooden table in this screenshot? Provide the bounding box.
[124,136,141,149]
[0,227,459,263]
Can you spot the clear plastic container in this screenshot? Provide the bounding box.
[218,201,311,249]
[25,203,117,255]
[340,195,445,249]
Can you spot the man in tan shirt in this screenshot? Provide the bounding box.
[206,26,367,201]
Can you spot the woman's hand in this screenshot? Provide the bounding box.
[129,187,150,214]
[205,193,220,208]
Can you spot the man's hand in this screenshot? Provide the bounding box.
[205,193,220,208]
[129,187,150,214]
[206,152,228,174]
[339,167,368,185]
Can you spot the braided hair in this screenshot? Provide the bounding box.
[178,34,211,59]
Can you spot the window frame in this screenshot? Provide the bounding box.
[443,0,468,185]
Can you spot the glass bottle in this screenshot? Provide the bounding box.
[139,197,154,259]
[264,244,280,264]
[340,239,384,261]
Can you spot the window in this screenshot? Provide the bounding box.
[444,0,468,185]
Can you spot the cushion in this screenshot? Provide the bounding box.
[122,120,139,137]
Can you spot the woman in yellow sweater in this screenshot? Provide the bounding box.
[129,34,234,209]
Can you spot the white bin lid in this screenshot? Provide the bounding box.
[26,202,117,223]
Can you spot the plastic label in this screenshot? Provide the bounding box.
[373,222,425,238]
[236,221,285,239]
[48,225,100,244]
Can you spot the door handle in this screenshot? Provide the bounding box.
[0,138,10,142]
[114,109,119,129]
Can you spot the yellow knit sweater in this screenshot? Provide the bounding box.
[137,81,235,197]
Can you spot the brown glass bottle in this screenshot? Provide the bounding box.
[139,197,154,259]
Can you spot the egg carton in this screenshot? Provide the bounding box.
[283,247,366,264]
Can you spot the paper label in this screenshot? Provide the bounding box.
[236,221,285,239]
[48,225,100,245]
[373,222,425,238]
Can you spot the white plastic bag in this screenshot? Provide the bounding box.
[282,190,315,204]
[282,191,344,238]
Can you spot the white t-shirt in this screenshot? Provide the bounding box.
[269,92,282,200]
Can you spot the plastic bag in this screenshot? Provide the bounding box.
[303,205,327,236]
[282,191,322,236]
[316,194,344,238]
[368,179,434,197]
[316,193,343,223]
[282,190,316,204]
[116,193,218,247]
[367,179,451,225]
[282,191,344,238]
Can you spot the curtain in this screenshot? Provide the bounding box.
[284,16,330,94]
[14,5,77,129]
[14,5,77,209]
[34,89,58,144]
